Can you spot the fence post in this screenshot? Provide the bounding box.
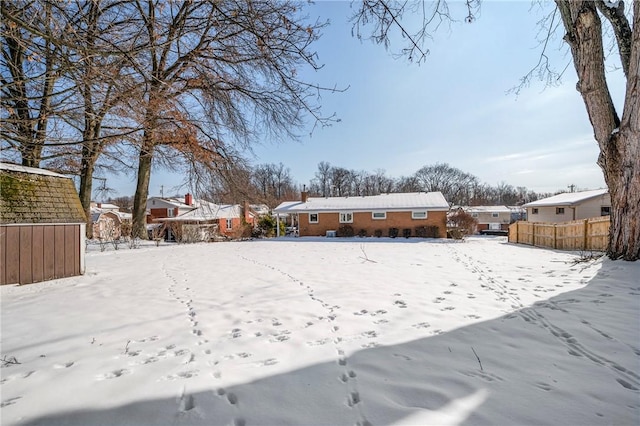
[553,224,557,249]
[583,219,588,250]
[532,223,536,247]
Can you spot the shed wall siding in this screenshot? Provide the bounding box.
[1,224,83,285]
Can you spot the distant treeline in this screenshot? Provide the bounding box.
[108,161,575,211]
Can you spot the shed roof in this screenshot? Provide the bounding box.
[274,192,449,213]
[523,189,609,207]
[0,163,86,224]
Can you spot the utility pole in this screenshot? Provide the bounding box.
[567,184,576,193]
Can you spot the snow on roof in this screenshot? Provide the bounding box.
[465,205,513,214]
[0,162,71,179]
[274,192,449,213]
[523,189,609,207]
[97,203,120,210]
[158,202,244,221]
[148,197,193,209]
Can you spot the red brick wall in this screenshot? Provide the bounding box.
[298,211,447,238]
[219,216,255,236]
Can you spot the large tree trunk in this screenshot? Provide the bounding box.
[78,152,95,239]
[556,0,640,260]
[132,137,154,240]
[607,2,640,260]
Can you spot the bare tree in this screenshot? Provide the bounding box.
[1,0,68,167]
[352,0,639,260]
[313,161,332,196]
[128,0,337,238]
[414,163,478,205]
[68,0,138,238]
[554,1,639,259]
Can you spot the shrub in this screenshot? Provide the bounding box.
[402,228,411,238]
[415,226,440,238]
[389,227,399,238]
[337,225,354,237]
[257,214,283,237]
[374,229,383,238]
[358,229,367,237]
[448,210,478,238]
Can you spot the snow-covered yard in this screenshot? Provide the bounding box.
[1,236,638,425]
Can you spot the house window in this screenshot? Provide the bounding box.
[556,207,565,215]
[226,218,233,229]
[532,208,539,214]
[491,212,499,218]
[601,206,611,216]
[372,212,386,220]
[471,213,479,218]
[339,212,353,223]
[412,211,427,219]
[167,209,175,217]
[309,213,318,223]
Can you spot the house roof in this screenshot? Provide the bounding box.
[96,202,120,210]
[274,192,449,213]
[90,207,130,223]
[523,189,609,207]
[464,205,513,214]
[0,163,86,224]
[147,197,193,210]
[157,201,251,222]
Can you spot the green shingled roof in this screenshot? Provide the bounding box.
[0,163,86,224]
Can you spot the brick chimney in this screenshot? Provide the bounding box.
[185,193,193,206]
[301,191,308,203]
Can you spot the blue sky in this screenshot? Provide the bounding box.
[108,0,625,198]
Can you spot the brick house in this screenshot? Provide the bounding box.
[152,197,255,241]
[146,194,196,222]
[1,163,86,285]
[274,192,449,238]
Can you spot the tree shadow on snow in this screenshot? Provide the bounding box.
[20,261,640,426]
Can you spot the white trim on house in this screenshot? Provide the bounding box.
[339,212,353,223]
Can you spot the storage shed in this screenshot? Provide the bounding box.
[1,163,87,285]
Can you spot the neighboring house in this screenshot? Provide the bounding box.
[250,204,271,217]
[153,197,255,241]
[146,194,197,223]
[464,205,513,234]
[0,163,87,285]
[274,192,450,238]
[91,209,122,240]
[90,202,132,240]
[523,189,610,223]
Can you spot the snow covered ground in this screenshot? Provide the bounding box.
[1,236,639,426]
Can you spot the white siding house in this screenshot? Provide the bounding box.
[523,189,610,223]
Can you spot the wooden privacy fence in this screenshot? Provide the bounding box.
[508,216,610,251]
